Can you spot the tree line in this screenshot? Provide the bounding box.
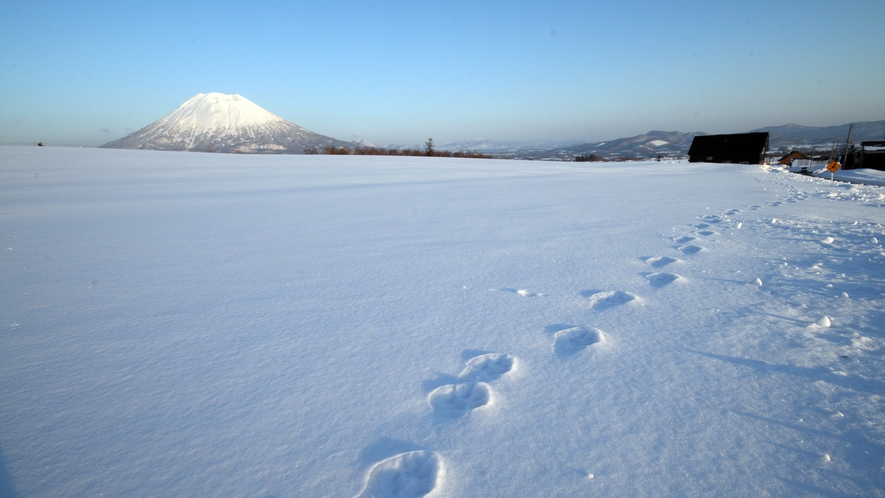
[304,139,494,159]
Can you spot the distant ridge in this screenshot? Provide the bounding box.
[751,120,885,149]
[502,131,702,160]
[100,93,355,154]
[486,120,885,160]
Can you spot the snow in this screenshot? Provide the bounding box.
[788,161,885,187]
[2,146,884,497]
[647,140,669,147]
[819,167,885,187]
[101,93,348,153]
[157,92,285,133]
[352,138,378,148]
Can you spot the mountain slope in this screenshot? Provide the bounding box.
[506,121,885,160]
[752,120,885,150]
[100,93,354,154]
[506,131,701,160]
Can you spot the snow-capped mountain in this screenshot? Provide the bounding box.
[100,93,355,153]
[351,137,378,148]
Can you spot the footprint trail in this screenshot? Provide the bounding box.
[427,353,517,417]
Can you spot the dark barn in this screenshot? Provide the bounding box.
[843,141,885,171]
[688,132,769,164]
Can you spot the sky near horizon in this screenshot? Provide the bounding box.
[1,0,883,148]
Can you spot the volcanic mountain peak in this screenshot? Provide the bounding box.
[100,93,355,154]
[155,93,284,134]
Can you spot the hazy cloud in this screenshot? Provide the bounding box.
[100,128,111,134]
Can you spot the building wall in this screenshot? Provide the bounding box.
[688,133,769,164]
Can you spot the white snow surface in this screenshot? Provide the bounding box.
[2,147,885,497]
[820,167,885,187]
[788,162,885,187]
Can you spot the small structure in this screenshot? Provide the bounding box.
[688,132,770,164]
[778,150,807,165]
[843,141,885,171]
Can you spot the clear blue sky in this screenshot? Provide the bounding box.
[2,0,883,147]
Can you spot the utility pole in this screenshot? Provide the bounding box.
[842,123,854,163]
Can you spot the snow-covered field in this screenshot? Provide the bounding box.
[2,146,884,497]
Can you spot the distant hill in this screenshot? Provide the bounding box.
[101,93,355,154]
[751,121,885,151]
[528,131,702,160]
[489,120,885,160]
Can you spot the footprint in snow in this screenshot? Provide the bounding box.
[584,290,639,310]
[724,209,741,215]
[427,353,517,417]
[357,450,443,498]
[695,223,711,229]
[645,256,680,268]
[697,230,717,236]
[646,272,683,288]
[674,235,696,244]
[429,383,492,416]
[459,353,517,382]
[553,326,605,357]
[679,245,705,255]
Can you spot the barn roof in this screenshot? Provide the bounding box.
[778,150,807,164]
